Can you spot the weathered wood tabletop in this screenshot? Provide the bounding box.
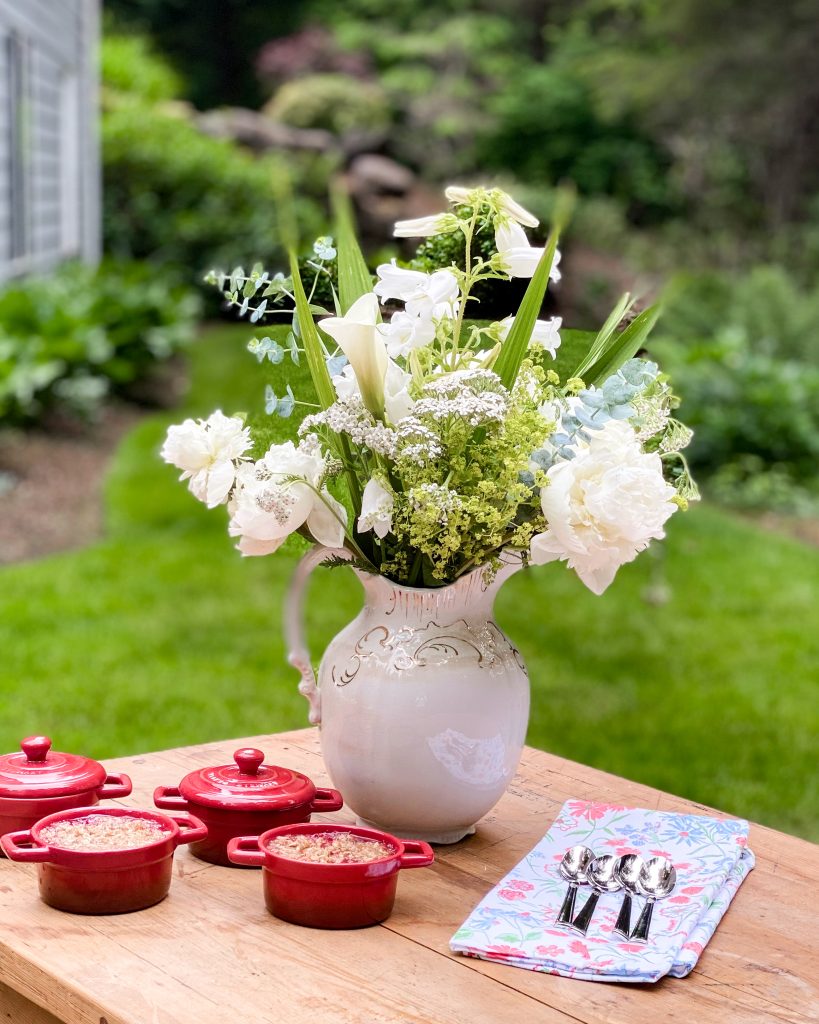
[0,728,816,1024]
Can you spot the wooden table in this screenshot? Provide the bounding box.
[1,729,817,1024]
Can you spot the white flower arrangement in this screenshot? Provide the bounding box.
[166,186,698,592]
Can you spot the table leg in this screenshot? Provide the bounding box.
[0,981,66,1024]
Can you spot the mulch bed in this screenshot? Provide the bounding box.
[0,405,144,565]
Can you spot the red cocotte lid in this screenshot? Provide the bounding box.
[0,736,107,799]
[176,748,318,811]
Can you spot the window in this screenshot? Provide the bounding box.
[6,30,31,261]
[60,70,80,255]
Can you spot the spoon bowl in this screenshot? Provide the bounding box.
[587,854,622,893]
[613,854,645,938]
[636,857,677,899]
[558,845,594,884]
[615,854,645,891]
[630,857,677,943]
[555,845,593,927]
[570,854,621,935]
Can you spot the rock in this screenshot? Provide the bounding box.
[347,154,415,195]
[196,108,336,154]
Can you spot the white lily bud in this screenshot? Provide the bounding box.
[393,213,459,238]
[495,190,539,228]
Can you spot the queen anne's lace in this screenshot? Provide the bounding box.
[300,398,398,457]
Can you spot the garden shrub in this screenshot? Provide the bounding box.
[478,64,677,221]
[101,33,183,104]
[101,33,326,294]
[102,106,324,285]
[0,261,200,424]
[264,73,392,137]
[652,269,819,510]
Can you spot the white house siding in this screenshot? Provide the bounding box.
[0,0,99,283]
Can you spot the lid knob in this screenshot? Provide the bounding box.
[234,748,265,776]
[20,736,52,763]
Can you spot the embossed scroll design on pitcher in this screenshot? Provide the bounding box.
[330,619,528,686]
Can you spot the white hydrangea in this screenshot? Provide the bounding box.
[227,440,346,556]
[529,419,677,594]
[161,410,251,508]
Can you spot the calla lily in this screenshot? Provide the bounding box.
[320,293,387,419]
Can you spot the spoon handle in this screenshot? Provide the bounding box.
[613,892,633,938]
[630,897,656,943]
[570,890,600,935]
[556,883,579,927]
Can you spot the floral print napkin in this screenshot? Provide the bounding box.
[450,799,755,983]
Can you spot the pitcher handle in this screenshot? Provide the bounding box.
[285,546,352,726]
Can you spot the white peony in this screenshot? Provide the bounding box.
[357,477,394,539]
[498,315,562,358]
[161,410,251,508]
[529,419,678,594]
[228,441,346,556]
[495,221,562,282]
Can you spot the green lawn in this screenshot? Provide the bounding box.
[1,325,817,840]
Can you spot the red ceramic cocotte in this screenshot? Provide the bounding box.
[153,747,343,866]
[0,736,132,849]
[227,822,435,929]
[0,806,207,914]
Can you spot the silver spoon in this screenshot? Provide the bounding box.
[570,854,622,935]
[555,845,594,928]
[612,854,645,939]
[630,857,677,943]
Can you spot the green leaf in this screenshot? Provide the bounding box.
[572,292,633,379]
[493,236,559,389]
[577,304,663,387]
[331,185,374,314]
[552,328,597,381]
[289,253,335,411]
[493,186,575,390]
[290,250,362,511]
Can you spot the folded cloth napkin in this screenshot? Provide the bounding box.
[450,799,755,983]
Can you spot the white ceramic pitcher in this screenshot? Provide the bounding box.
[286,548,530,844]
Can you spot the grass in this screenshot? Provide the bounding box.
[1,324,817,840]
